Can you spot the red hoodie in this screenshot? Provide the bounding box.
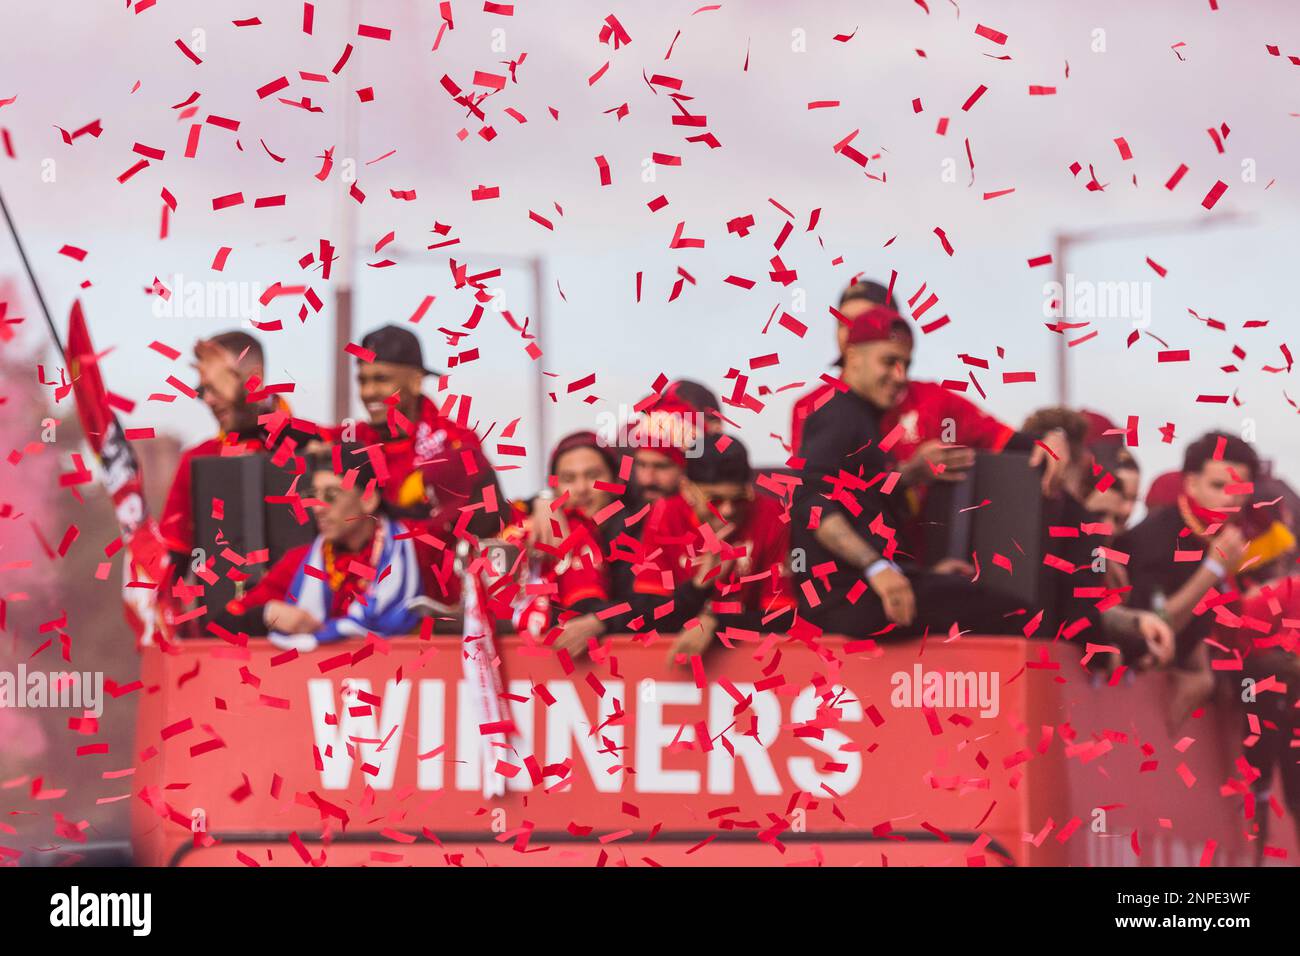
[635,492,794,618]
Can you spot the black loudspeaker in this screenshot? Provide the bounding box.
[190,454,316,634]
[260,456,317,562]
[919,451,1046,609]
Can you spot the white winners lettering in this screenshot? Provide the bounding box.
[49,886,151,936]
[312,677,861,795]
[307,678,411,789]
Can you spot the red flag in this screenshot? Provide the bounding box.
[65,300,172,646]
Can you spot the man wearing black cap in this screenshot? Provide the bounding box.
[352,325,503,548]
[664,379,726,436]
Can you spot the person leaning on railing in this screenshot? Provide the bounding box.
[791,306,1036,638]
[1116,432,1295,722]
[633,434,795,666]
[790,307,1173,666]
[1019,406,1173,670]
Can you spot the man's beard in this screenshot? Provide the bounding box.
[227,402,264,435]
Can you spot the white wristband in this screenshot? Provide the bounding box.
[1202,557,1226,580]
[865,558,900,580]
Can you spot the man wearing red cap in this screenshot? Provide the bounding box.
[627,395,704,506]
[792,306,1024,635]
[791,279,1070,525]
[791,305,1173,663]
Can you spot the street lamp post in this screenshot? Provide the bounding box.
[1051,212,1247,406]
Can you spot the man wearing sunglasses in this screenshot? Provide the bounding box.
[634,436,795,665]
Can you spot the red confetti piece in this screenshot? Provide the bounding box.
[256,76,290,99]
[174,37,203,65]
[1201,180,1228,209]
[933,226,954,256]
[960,85,988,111]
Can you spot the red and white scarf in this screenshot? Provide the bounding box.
[460,543,515,797]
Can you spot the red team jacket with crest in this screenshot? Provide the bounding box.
[634,492,795,623]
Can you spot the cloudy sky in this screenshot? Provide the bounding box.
[0,0,1296,500]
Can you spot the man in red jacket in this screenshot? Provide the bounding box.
[160,331,320,564]
[352,325,503,542]
[348,325,504,605]
[635,435,795,664]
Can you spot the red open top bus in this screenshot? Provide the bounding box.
[131,634,1294,867]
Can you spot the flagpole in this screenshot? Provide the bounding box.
[0,187,67,361]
